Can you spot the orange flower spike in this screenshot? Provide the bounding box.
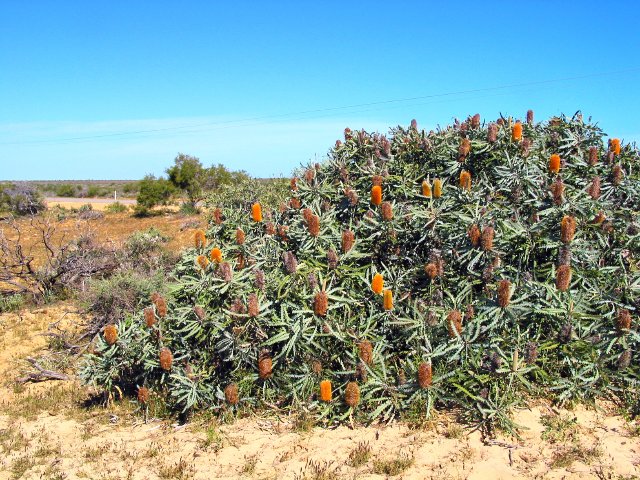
[371,185,382,206]
[610,138,621,155]
[383,289,393,311]
[196,255,209,270]
[251,203,263,222]
[512,121,523,141]
[549,154,561,174]
[433,179,443,198]
[371,273,384,295]
[210,247,222,263]
[319,379,332,402]
[422,180,432,198]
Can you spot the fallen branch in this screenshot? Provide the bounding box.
[16,357,71,383]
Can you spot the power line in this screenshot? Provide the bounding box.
[2,66,639,146]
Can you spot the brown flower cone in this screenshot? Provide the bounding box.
[618,350,632,370]
[471,113,481,128]
[556,265,572,292]
[358,340,374,365]
[447,310,463,337]
[304,168,315,183]
[159,347,173,371]
[383,289,393,311]
[103,324,117,345]
[371,185,382,206]
[481,226,494,251]
[588,146,598,166]
[248,293,259,318]
[193,305,206,320]
[290,177,298,191]
[144,307,156,327]
[236,228,245,245]
[458,138,471,160]
[487,123,498,142]
[459,170,471,190]
[417,362,432,388]
[424,263,438,280]
[588,176,601,199]
[465,304,475,322]
[194,230,206,249]
[327,249,338,269]
[497,280,512,308]
[290,197,301,209]
[342,229,355,253]
[526,109,534,124]
[137,386,150,404]
[551,178,565,205]
[381,202,393,220]
[344,381,360,407]
[314,291,328,316]
[224,383,240,405]
[308,214,320,236]
[219,262,232,282]
[372,175,383,186]
[616,309,632,332]
[319,379,332,402]
[311,359,322,374]
[468,224,481,247]
[213,208,223,225]
[258,355,273,379]
[612,164,623,186]
[433,179,443,198]
[196,255,209,270]
[560,216,576,244]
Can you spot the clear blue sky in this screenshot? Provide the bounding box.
[1,1,639,180]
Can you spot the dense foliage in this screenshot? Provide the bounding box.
[82,112,639,431]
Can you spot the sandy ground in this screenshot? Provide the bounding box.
[0,305,639,479]
[0,212,203,267]
[44,197,137,211]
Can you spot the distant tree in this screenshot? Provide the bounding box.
[134,175,174,216]
[166,154,249,210]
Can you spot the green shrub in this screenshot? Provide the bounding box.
[104,202,129,214]
[0,294,25,313]
[55,184,76,197]
[81,113,640,430]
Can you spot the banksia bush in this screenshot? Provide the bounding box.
[159,347,173,371]
[497,280,512,308]
[194,230,206,249]
[549,154,561,174]
[82,113,640,429]
[417,362,432,388]
[319,379,332,402]
[103,324,117,345]
[371,273,384,294]
[344,382,360,407]
[371,185,382,206]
